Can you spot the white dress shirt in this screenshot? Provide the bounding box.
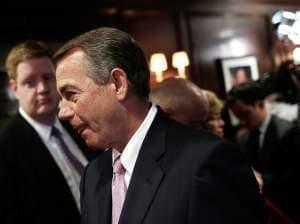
[112,104,157,188]
[257,111,272,149]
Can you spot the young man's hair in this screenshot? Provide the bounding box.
[5,40,52,80]
[227,81,266,106]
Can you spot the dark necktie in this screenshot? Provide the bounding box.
[247,129,261,169]
[51,126,84,176]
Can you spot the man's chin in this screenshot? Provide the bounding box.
[84,137,107,150]
[37,106,57,115]
[85,140,101,150]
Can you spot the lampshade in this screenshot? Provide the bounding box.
[150,53,167,73]
[271,10,296,39]
[272,10,295,28]
[172,51,189,69]
[172,51,189,79]
[293,47,300,63]
[150,53,168,82]
[288,12,300,45]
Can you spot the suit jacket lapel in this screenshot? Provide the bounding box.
[90,151,112,224]
[16,114,69,180]
[14,114,79,211]
[119,109,167,224]
[261,116,279,163]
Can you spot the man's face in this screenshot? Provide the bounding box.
[11,56,60,123]
[230,99,264,131]
[56,50,125,150]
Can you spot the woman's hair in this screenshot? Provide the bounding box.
[204,90,224,119]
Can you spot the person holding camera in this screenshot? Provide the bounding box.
[227,81,300,223]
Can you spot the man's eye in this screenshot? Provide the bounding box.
[70,96,78,103]
[23,80,34,87]
[65,92,78,102]
[44,76,51,81]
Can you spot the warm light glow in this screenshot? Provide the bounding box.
[229,38,248,57]
[272,10,296,39]
[172,51,190,79]
[293,48,300,63]
[289,19,300,45]
[150,53,168,82]
[278,24,292,36]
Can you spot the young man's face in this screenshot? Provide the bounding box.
[10,56,60,123]
[230,99,265,131]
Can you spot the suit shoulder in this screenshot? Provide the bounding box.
[0,115,40,158]
[0,115,28,141]
[167,118,224,145]
[272,115,293,131]
[166,119,241,160]
[87,149,111,170]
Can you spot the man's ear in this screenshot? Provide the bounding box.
[256,100,265,108]
[9,79,19,99]
[110,68,129,101]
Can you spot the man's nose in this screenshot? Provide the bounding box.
[58,101,74,120]
[37,80,49,93]
[219,118,225,126]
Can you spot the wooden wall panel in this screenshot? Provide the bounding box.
[121,15,179,85]
[187,14,273,96]
[122,15,178,66]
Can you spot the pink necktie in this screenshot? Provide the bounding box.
[112,157,127,224]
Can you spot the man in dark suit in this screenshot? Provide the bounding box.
[0,40,97,224]
[227,81,300,223]
[54,27,265,224]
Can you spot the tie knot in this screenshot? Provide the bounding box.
[252,129,260,138]
[51,126,61,138]
[113,157,125,175]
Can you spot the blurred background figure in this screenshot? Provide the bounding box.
[150,77,209,129]
[258,60,300,124]
[227,81,300,223]
[203,89,225,138]
[0,70,17,126]
[150,77,226,137]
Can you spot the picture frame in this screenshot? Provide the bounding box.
[221,55,259,93]
[220,56,260,126]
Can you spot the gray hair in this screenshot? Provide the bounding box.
[53,27,150,98]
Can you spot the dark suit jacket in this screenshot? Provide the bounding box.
[81,109,264,224]
[243,115,300,223]
[0,113,98,224]
[243,115,294,174]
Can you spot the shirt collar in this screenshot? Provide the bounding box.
[259,111,271,135]
[112,104,158,175]
[19,107,62,141]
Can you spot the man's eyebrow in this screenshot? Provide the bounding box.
[58,80,77,93]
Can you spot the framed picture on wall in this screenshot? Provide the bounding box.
[221,56,259,93]
[220,56,260,126]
